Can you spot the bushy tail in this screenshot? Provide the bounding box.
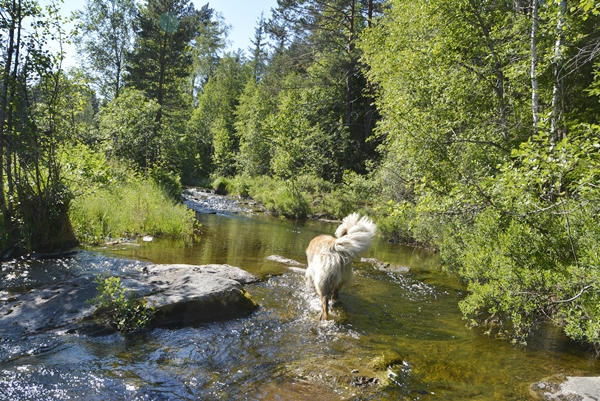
[333,213,376,259]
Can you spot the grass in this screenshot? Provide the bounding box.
[70,177,196,244]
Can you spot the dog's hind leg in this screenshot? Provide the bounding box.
[319,295,329,320]
[331,287,340,303]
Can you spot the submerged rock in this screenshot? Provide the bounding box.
[0,264,260,337]
[266,255,307,267]
[361,257,410,273]
[532,376,600,400]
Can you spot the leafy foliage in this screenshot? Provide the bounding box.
[74,0,136,100]
[61,143,194,243]
[126,0,209,116]
[360,0,600,349]
[98,88,161,168]
[0,0,80,254]
[89,276,155,334]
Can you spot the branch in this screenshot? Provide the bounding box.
[553,285,593,304]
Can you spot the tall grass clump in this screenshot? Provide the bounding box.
[60,144,195,244]
[70,177,195,243]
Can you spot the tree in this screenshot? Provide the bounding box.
[267,0,383,175]
[190,11,229,97]
[98,88,161,168]
[0,0,79,254]
[249,13,268,82]
[74,0,136,101]
[235,79,274,176]
[126,0,211,125]
[360,0,600,349]
[188,53,251,178]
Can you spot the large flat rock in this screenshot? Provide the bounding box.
[123,264,259,328]
[0,264,260,337]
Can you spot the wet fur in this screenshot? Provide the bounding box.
[305,213,376,320]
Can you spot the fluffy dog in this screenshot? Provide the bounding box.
[305,213,376,320]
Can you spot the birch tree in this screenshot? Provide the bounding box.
[75,0,136,101]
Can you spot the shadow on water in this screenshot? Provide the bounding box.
[1,211,600,400]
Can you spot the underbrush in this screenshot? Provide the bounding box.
[61,144,196,244]
[70,178,195,243]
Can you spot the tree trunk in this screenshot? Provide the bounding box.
[344,0,356,128]
[0,0,22,237]
[364,0,375,140]
[551,0,567,141]
[468,0,508,140]
[530,0,540,132]
[157,31,168,123]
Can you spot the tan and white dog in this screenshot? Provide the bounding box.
[305,213,377,320]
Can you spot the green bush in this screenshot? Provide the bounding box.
[150,165,183,202]
[221,173,375,220]
[89,276,155,334]
[444,132,600,348]
[210,176,232,195]
[248,176,310,219]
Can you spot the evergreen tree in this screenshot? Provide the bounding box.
[189,53,251,177]
[249,13,268,82]
[126,0,211,124]
[191,11,229,97]
[266,0,383,178]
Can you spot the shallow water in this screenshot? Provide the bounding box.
[1,211,599,400]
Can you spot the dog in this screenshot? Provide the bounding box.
[305,213,376,320]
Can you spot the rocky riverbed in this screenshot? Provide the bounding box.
[0,263,260,337]
[182,187,264,215]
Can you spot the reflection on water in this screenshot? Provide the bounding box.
[1,212,599,400]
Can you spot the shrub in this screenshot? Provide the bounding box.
[211,176,231,195]
[150,165,183,201]
[89,276,155,334]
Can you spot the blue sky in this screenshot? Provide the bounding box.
[53,0,279,68]
[206,0,278,51]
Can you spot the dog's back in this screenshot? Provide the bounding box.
[305,235,351,302]
[305,213,376,320]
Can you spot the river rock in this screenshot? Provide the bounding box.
[361,257,410,273]
[122,264,259,328]
[0,264,260,337]
[182,188,252,214]
[266,255,307,267]
[532,376,600,400]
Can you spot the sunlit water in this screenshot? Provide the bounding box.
[1,211,599,400]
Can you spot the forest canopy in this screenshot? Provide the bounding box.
[1,0,600,350]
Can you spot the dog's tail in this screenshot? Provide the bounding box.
[333,213,377,260]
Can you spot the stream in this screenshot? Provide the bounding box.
[1,203,600,400]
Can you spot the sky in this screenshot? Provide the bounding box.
[206,0,279,51]
[53,0,279,68]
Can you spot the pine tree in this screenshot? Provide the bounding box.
[126,0,211,124]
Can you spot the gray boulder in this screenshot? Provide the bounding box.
[0,264,260,337]
[122,264,259,328]
[532,376,600,400]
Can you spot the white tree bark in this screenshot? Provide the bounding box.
[530,0,540,132]
[551,0,567,140]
